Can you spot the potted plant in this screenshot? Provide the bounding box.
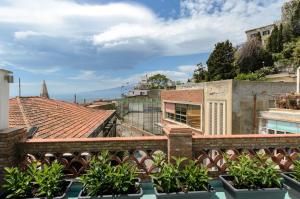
[2,161,72,199]
[151,154,214,199]
[219,154,286,199]
[281,160,300,195]
[78,151,143,198]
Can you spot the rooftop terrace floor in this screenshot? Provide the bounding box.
[68,180,298,199]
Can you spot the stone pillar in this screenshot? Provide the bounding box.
[0,128,26,187]
[164,124,193,163]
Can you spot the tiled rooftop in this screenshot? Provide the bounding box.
[9,96,115,139]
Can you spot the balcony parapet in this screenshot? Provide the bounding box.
[0,125,300,184]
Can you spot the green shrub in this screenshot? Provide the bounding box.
[225,154,282,189]
[80,151,139,196]
[234,73,265,81]
[2,161,65,198]
[2,167,32,199]
[181,161,210,192]
[32,161,64,198]
[151,155,210,193]
[292,160,300,181]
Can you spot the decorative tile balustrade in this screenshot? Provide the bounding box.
[1,126,300,184]
[18,136,168,178]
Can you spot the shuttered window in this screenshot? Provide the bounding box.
[208,101,226,135]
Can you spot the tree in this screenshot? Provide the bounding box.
[192,63,207,83]
[236,38,273,73]
[206,40,235,81]
[148,74,170,89]
[267,25,279,53]
[291,0,300,37]
[277,24,284,52]
[282,23,293,43]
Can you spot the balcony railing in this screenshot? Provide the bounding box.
[1,126,300,185]
[1,127,295,179]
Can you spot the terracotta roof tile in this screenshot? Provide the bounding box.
[9,97,115,139]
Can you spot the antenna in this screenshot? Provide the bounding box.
[74,93,77,104]
[18,78,21,97]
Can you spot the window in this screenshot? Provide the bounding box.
[165,102,201,129]
[268,129,275,134]
[187,105,201,129]
[175,104,187,124]
[262,30,270,35]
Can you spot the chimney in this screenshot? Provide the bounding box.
[0,69,13,130]
[297,67,300,94]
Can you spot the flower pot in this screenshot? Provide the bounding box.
[26,180,73,199]
[78,188,143,199]
[153,186,214,199]
[219,175,286,199]
[78,179,143,199]
[281,173,300,196]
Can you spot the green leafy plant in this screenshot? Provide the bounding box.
[2,167,32,199]
[80,151,140,196]
[181,161,210,192]
[2,161,65,198]
[292,160,300,181]
[225,154,282,189]
[151,155,210,193]
[33,161,64,198]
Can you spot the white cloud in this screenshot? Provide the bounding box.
[17,66,60,74]
[0,61,61,74]
[178,65,196,73]
[0,0,284,56]
[92,0,284,55]
[69,70,100,80]
[14,31,47,40]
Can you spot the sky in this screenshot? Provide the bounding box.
[0,0,285,97]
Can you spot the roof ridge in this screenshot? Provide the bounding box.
[16,97,31,129]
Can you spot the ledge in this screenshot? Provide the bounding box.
[24,136,168,143]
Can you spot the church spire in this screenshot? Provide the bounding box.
[40,80,49,99]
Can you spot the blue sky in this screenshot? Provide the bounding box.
[0,0,284,97]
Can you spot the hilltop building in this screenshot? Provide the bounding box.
[161,80,295,135]
[245,23,279,46]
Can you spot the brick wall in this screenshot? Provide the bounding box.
[18,136,168,155]
[161,89,204,103]
[0,128,26,185]
[192,134,300,149]
[164,125,193,163]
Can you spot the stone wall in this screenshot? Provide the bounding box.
[232,80,295,134]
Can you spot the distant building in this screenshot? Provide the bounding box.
[245,23,278,46]
[161,80,295,135]
[125,89,149,97]
[85,100,116,110]
[9,96,117,138]
[259,109,300,134]
[40,80,49,99]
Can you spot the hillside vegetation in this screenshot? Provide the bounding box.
[191,0,300,82]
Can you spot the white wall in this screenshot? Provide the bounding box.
[0,70,10,130]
